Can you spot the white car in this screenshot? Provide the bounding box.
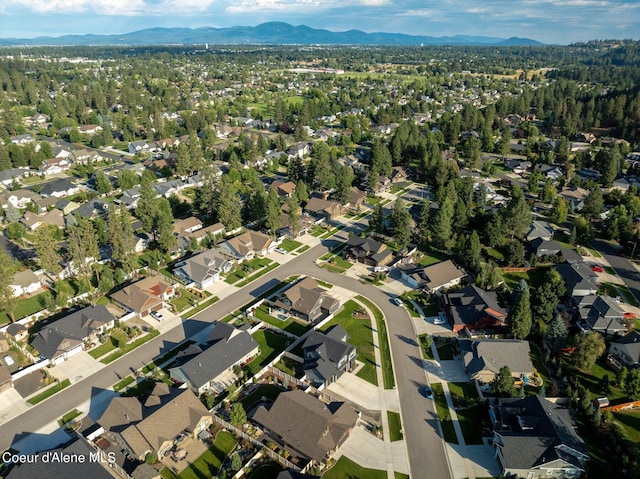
[150,311,164,321]
[433,318,446,325]
[3,355,14,366]
[392,297,403,306]
[275,248,287,254]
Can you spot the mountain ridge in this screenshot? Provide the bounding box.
[0,22,544,47]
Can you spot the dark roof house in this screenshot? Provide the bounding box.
[442,285,507,333]
[272,277,340,323]
[302,325,356,387]
[342,235,393,267]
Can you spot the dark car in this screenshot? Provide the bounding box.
[423,387,433,399]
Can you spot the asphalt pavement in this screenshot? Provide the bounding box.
[592,239,640,302]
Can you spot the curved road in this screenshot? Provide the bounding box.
[0,231,451,479]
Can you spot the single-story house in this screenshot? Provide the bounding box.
[460,338,535,384]
[6,323,29,342]
[398,260,466,294]
[10,269,42,296]
[492,395,588,478]
[176,222,226,251]
[609,331,640,368]
[98,383,212,461]
[20,209,65,231]
[0,189,39,209]
[442,285,507,333]
[272,277,340,323]
[576,295,627,336]
[173,249,233,289]
[173,216,203,236]
[40,178,82,198]
[525,221,554,242]
[252,390,359,464]
[556,263,598,297]
[110,276,175,318]
[559,187,590,212]
[169,323,259,395]
[272,180,297,198]
[302,325,356,388]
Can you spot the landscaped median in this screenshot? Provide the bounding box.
[356,295,395,389]
[431,382,458,444]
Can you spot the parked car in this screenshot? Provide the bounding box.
[275,247,287,254]
[624,312,637,319]
[373,266,389,273]
[433,317,446,325]
[423,387,433,399]
[3,355,14,366]
[392,297,403,306]
[151,310,164,321]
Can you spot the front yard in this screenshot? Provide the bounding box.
[253,304,312,337]
[224,258,276,285]
[0,291,50,324]
[431,382,458,444]
[246,330,289,375]
[448,382,485,445]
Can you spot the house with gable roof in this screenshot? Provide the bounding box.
[110,276,175,318]
[459,338,535,384]
[173,248,233,289]
[342,235,393,267]
[272,277,340,323]
[442,284,507,333]
[169,322,259,395]
[609,331,640,368]
[491,395,589,478]
[217,230,275,263]
[398,260,466,294]
[301,325,356,388]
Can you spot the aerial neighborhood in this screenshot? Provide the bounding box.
[1,38,640,479]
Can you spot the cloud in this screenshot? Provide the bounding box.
[7,0,216,15]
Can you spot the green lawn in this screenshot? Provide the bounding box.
[279,238,302,252]
[247,330,288,374]
[254,305,311,336]
[500,268,548,290]
[356,295,395,389]
[448,382,484,445]
[101,330,160,364]
[237,262,280,287]
[58,409,82,427]
[240,384,285,410]
[183,296,219,319]
[323,456,388,479]
[387,411,403,441]
[250,465,281,479]
[170,288,198,312]
[89,337,118,359]
[176,430,236,479]
[571,358,627,402]
[613,410,640,442]
[27,379,71,405]
[419,334,434,360]
[434,337,454,360]
[417,251,448,266]
[225,258,274,284]
[0,291,48,324]
[431,382,458,444]
[113,376,136,392]
[321,300,377,386]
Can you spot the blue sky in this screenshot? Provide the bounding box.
[1,0,639,44]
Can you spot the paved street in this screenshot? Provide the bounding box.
[0,221,452,478]
[593,239,640,302]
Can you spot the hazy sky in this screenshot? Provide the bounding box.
[1,0,639,44]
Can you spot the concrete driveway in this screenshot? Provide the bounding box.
[50,352,103,383]
[326,371,380,411]
[424,358,469,384]
[0,388,28,423]
[447,443,501,479]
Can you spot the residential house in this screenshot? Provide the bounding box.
[504,159,532,175]
[73,198,110,220]
[31,305,116,365]
[398,260,466,294]
[288,142,311,159]
[0,169,29,188]
[79,125,102,135]
[176,222,225,251]
[271,180,297,198]
[556,263,598,297]
[459,339,535,384]
[390,166,412,183]
[173,216,203,236]
[217,230,274,263]
[111,276,175,318]
[169,322,259,395]
[365,174,392,194]
[10,134,34,145]
[20,209,65,231]
[304,197,344,221]
[491,395,588,478]
[347,187,367,211]
[526,221,554,242]
[39,156,72,175]
[73,148,103,165]
[39,178,82,198]
[252,390,359,464]
[442,285,507,333]
[4,437,114,479]
[10,269,41,296]
[272,277,340,323]
[537,164,564,181]
[173,249,233,289]
[0,189,39,209]
[55,198,81,215]
[609,331,640,368]
[134,233,151,253]
[128,140,160,154]
[559,187,590,212]
[529,238,562,257]
[301,325,356,388]
[98,383,212,461]
[277,212,315,239]
[576,295,627,336]
[342,235,393,267]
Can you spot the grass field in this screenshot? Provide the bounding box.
[101,330,160,364]
[279,238,302,252]
[323,456,388,479]
[431,382,458,444]
[58,408,82,427]
[183,296,219,318]
[613,410,640,442]
[356,295,395,389]
[240,384,285,410]
[175,430,236,479]
[387,411,403,441]
[247,330,288,374]
[254,305,311,336]
[0,291,48,324]
[448,382,484,445]
[321,300,377,386]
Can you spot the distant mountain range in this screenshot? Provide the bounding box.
[0,22,543,47]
